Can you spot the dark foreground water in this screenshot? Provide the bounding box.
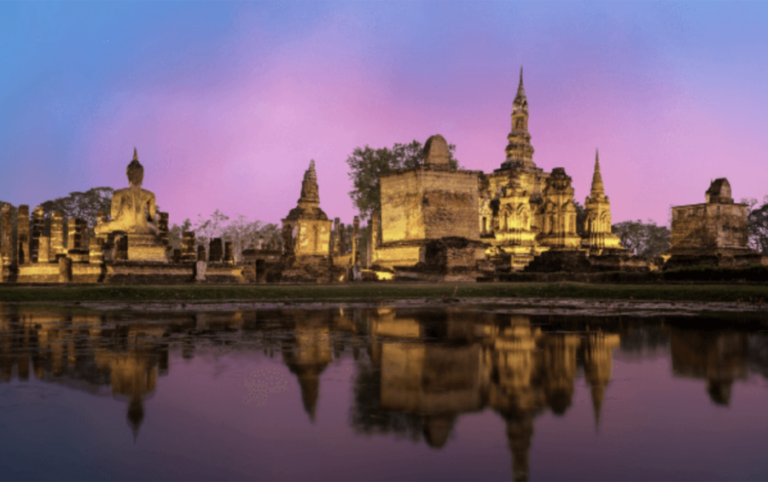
[1,304,767,481]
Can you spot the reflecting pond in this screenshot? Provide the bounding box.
[1,304,768,481]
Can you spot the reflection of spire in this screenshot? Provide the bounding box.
[506,417,533,482]
[297,368,321,423]
[590,149,605,199]
[282,317,333,423]
[423,415,455,449]
[590,384,605,432]
[583,333,619,432]
[706,379,733,406]
[127,397,144,443]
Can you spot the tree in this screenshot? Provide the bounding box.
[744,196,768,254]
[346,140,461,220]
[168,218,192,250]
[221,215,262,263]
[612,219,670,258]
[256,223,282,251]
[193,209,229,250]
[39,187,114,233]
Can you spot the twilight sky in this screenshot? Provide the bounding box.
[1,1,767,226]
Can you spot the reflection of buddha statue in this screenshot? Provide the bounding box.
[95,148,158,236]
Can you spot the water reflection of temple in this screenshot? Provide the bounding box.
[281,310,334,422]
[670,328,749,406]
[3,305,768,480]
[358,309,623,481]
[0,306,246,439]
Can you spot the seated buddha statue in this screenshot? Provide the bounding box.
[95,148,158,236]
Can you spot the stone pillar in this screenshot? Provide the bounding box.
[209,238,223,262]
[338,222,347,255]
[114,235,128,262]
[30,206,44,263]
[197,245,206,262]
[65,216,73,253]
[224,242,234,264]
[195,260,207,282]
[58,256,72,283]
[281,224,294,256]
[158,212,169,247]
[89,238,104,264]
[50,211,65,259]
[0,205,12,267]
[68,218,89,262]
[371,211,380,265]
[365,223,372,269]
[181,231,196,263]
[68,218,88,251]
[38,236,51,264]
[352,216,360,266]
[332,218,341,255]
[17,205,30,265]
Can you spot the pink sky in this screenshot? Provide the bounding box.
[2,2,767,227]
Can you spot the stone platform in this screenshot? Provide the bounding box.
[125,234,168,263]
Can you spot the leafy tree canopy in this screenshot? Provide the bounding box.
[743,196,768,254]
[39,187,114,230]
[612,219,670,259]
[346,140,461,220]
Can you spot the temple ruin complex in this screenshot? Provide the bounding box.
[368,68,633,278]
[0,69,765,285]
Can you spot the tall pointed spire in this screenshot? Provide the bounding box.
[298,159,320,207]
[133,147,138,161]
[590,148,605,198]
[515,65,526,101]
[502,66,534,168]
[305,159,317,182]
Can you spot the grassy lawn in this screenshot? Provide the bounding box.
[0,282,766,303]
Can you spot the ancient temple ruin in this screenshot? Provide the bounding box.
[667,178,766,268]
[1,149,247,284]
[582,150,625,254]
[475,68,634,273]
[94,148,167,263]
[2,68,765,285]
[374,134,487,280]
[280,160,336,282]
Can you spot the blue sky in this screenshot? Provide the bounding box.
[1,1,767,225]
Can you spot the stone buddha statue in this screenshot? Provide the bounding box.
[95,148,158,236]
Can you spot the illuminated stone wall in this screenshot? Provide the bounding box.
[670,179,750,255]
[380,168,480,244]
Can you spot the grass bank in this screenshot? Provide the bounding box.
[0,282,767,303]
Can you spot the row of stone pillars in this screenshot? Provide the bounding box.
[0,204,180,282]
[178,234,235,264]
[329,212,380,268]
[1,204,91,266]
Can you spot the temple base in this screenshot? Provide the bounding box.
[126,234,168,263]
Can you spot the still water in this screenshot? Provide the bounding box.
[1,304,767,481]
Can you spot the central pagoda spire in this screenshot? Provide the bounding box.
[501,66,535,169]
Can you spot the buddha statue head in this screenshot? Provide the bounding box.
[127,148,144,187]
